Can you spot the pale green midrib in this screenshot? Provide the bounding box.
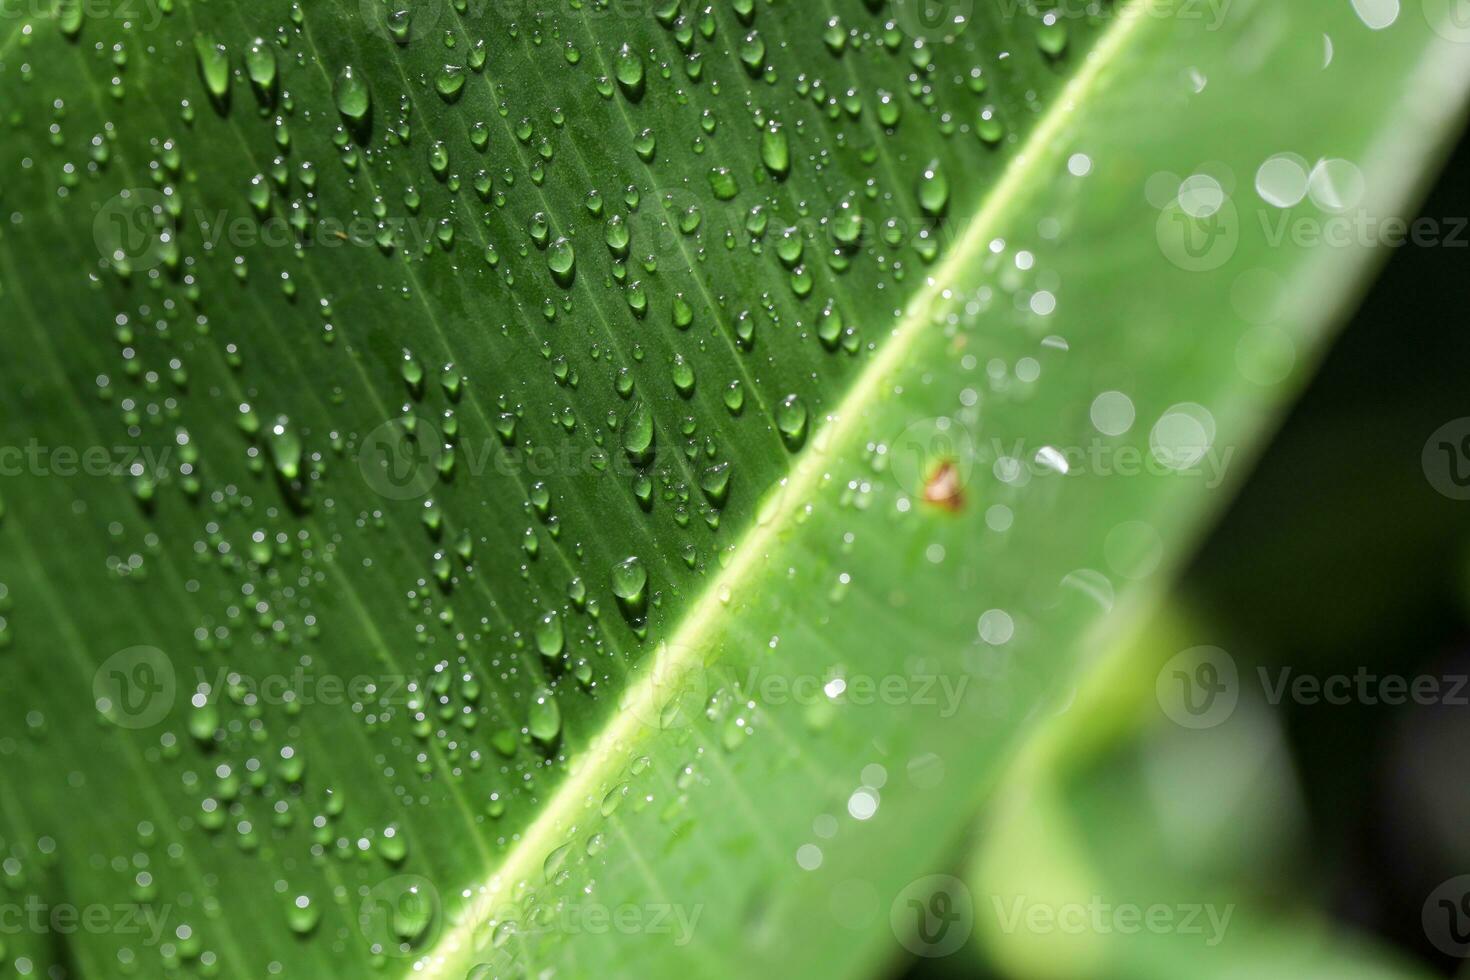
[416,6,1157,975]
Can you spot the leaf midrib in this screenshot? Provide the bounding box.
[415,3,1160,976]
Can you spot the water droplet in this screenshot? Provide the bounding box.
[534,611,565,659]
[616,43,646,98]
[761,123,790,178]
[1037,12,1069,56]
[334,65,371,124]
[777,394,809,450]
[246,38,277,95]
[708,167,738,201]
[831,195,863,247]
[58,0,84,38]
[700,462,732,506]
[543,842,573,883]
[266,416,302,480]
[529,688,562,742]
[622,399,654,465]
[977,106,1004,145]
[401,350,425,396]
[194,36,231,101]
[547,238,576,287]
[286,895,319,935]
[723,380,745,415]
[671,354,695,396]
[611,556,648,606]
[436,64,467,101]
[380,825,408,865]
[917,161,950,216]
[605,215,631,257]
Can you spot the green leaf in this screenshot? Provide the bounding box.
[969,606,1434,979]
[0,1,1465,978]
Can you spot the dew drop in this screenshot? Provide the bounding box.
[777,394,809,450]
[333,65,371,124]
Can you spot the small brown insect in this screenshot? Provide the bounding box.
[922,459,965,512]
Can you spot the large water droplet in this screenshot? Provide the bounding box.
[622,399,654,465]
[529,688,562,743]
[777,394,809,450]
[534,611,565,659]
[334,65,371,124]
